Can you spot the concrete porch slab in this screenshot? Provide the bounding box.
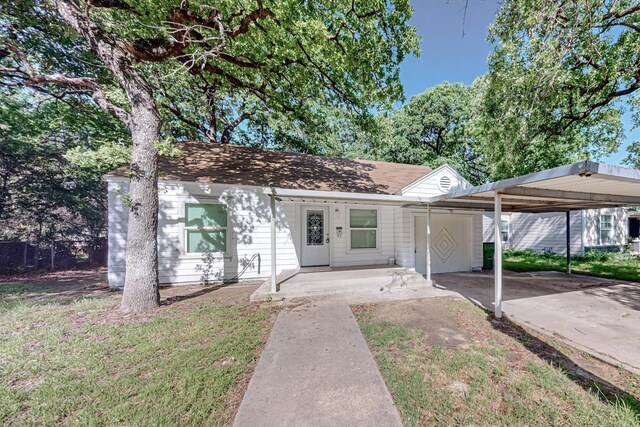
[250,266,433,301]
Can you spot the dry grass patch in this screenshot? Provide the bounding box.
[354,297,640,427]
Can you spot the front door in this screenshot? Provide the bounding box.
[301,206,330,266]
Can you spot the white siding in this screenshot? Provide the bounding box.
[483,212,582,255]
[482,208,631,255]
[394,208,412,267]
[108,180,299,288]
[394,208,483,272]
[582,208,628,248]
[400,164,471,197]
[107,173,483,288]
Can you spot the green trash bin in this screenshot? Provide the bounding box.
[483,242,495,270]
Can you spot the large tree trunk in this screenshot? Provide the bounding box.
[120,103,161,312]
[54,0,162,311]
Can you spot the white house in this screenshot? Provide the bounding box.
[482,208,640,255]
[105,142,484,288]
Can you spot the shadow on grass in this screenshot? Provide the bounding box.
[0,294,109,312]
[489,313,640,416]
[160,282,240,306]
[0,282,62,297]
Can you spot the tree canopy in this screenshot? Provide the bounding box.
[1,0,420,311]
[482,0,637,179]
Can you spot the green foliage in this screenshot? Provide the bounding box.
[338,82,488,184]
[390,82,486,183]
[573,250,616,263]
[0,95,129,241]
[1,0,421,245]
[482,0,638,179]
[504,250,640,281]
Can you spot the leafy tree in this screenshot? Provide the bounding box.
[0,95,129,245]
[343,82,486,184]
[1,0,419,311]
[483,0,636,179]
[388,82,486,183]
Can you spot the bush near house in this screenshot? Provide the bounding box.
[503,249,640,282]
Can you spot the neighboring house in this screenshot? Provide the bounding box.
[483,208,640,255]
[105,142,483,288]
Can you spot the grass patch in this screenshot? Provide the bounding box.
[0,281,62,297]
[355,299,640,427]
[0,286,274,426]
[504,249,640,282]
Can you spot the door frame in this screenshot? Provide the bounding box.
[411,210,474,273]
[299,204,332,267]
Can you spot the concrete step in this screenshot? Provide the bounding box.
[250,267,432,301]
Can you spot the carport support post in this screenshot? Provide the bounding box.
[494,193,503,319]
[426,204,432,285]
[566,211,571,274]
[270,193,278,293]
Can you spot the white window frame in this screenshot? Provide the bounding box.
[599,214,613,245]
[500,219,509,244]
[183,202,229,255]
[348,207,380,251]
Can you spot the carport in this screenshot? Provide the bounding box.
[429,161,640,318]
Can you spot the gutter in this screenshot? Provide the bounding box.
[262,187,433,205]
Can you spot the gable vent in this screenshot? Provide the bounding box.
[439,175,452,192]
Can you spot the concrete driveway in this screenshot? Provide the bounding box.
[434,271,640,373]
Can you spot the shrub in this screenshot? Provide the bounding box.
[573,250,614,262]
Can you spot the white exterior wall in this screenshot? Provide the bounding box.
[107,163,483,288]
[400,164,471,197]
[582,208,629,248]
[108,180,299,288]
[482,208,631,255]
[483,212,582,255]
[394,207,483,272]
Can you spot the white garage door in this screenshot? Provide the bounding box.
[415,214,472,274]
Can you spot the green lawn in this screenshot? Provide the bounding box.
[355,298,640,427]
[0,280,274,426]
[503,249,640,282]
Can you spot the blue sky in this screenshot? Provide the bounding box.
[400,0,638,166]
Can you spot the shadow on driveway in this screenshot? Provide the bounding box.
[434,270,640,374]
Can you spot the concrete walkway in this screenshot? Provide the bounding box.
[233,299,402,427]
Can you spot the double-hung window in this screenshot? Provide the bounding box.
[350,208,377,249]
[599,214,613,245]
[184,203,228,254]
[500,220,509,243]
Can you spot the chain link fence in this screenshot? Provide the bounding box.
[0,239,107,275]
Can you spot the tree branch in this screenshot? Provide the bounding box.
[2,42,132,128]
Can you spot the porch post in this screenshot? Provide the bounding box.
[494,192,503,318]
[426,204,432,285]
[566,211,571,274]
[270,193,278,293]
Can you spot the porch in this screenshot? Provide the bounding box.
[250,265,432,301]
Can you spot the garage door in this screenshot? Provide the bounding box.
[415,214,472,274]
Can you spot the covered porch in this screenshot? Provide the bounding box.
[250,265,431,301]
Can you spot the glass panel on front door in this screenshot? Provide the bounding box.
[307,210,324,246]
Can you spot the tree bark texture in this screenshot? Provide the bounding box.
[54,0,161,311]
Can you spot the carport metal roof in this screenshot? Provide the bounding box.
[431,161,640,213]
